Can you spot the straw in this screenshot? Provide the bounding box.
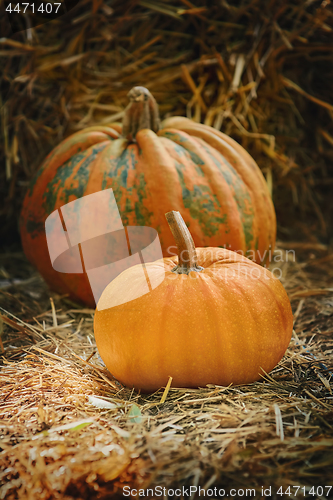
[1,243,332,497]
[1,0,333,245]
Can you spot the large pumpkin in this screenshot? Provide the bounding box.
[20,86,276,307]
[94,211,292,392]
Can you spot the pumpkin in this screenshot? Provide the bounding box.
[94,211,293,392]
[20,86,276,307]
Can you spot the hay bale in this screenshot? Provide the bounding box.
[1,0,333,246]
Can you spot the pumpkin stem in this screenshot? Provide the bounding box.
[122,86,160,142]
[165,211,204,275]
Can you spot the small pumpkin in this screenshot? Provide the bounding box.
[94,211,292,392]
[20,86,276,307]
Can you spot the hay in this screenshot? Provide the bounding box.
[1,245,333,498]
[1,1,333,496]
[1,0,333,244]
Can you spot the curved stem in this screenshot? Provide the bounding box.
[122,86,160,142]
[165,211,204,275]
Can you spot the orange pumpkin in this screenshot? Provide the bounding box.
[94,211,292,392]
[20,86,276,307]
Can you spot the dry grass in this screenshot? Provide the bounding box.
[1,244,333,499]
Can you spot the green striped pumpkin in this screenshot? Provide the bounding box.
[20,87,276,306]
